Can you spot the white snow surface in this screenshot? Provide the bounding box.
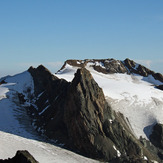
[0,71,98,163]
[56,63,163,139]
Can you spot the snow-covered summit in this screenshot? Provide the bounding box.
[58,58,163,82]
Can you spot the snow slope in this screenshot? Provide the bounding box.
[56,63,163,139]
[0,71,98,163]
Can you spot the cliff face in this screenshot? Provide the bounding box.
[28,66,160,162]
[63,68,156,162]
[28,65,70,143]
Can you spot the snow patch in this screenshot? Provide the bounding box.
[113,145,121,157]
[37,91,44,99]
[143,156,148,160]
[109,119,113,124]
[39,105,50,115]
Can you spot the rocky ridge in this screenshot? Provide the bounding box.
[27,64,161,162]
[59,58,163,84]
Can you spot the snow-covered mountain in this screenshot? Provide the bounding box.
[56,59,163,139]
[0,58,163,162]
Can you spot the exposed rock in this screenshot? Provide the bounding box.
[28,65,69,141]
[63,68,117,160]
[0,80,7,85]
[153,73,163,83]
[0,150,38,163]
[28,66,160,162]
[149,123,163,149]
[123,58,154,77]
[60,59,128,74]
[28,65,58,96]
[156,85,163,91]
[59,58,163,84]
[123,58,136,70]
[103,59,127,73]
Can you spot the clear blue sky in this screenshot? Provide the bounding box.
[0,0,163,77]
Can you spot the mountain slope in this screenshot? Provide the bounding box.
[0,58,163,162]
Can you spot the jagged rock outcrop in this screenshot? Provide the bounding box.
[28,66,160,162]
[28,65,59,96]
[0,150,38,163]
[63,68,117,160]
[63,68,156,162]
[123,59,163,82]
[28,65,70,141]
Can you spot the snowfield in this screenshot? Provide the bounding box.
[0,71,98,163]
[0,131,98,163]
[56,63,163,139]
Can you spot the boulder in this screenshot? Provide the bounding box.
[0,150,38,163]
[149,123,163,149]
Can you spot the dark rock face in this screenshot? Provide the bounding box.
[28,66,159,162]
[64,68,116,160]
[28,65,70,142]
[104,59,127,73]
[150,123,163,149]
[123,59,163,82]
[153,73,163,83]
[0,150,38,163]
[156,85,163,91]
[63,69,155,161]
[28,65,59,96]
[123,58,154,77]
[0,80,7,85]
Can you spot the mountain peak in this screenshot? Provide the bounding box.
[27,65,161,162]
[28,64,59,96]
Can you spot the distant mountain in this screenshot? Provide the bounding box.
[0,58,163,162]
[58,58,163,82]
